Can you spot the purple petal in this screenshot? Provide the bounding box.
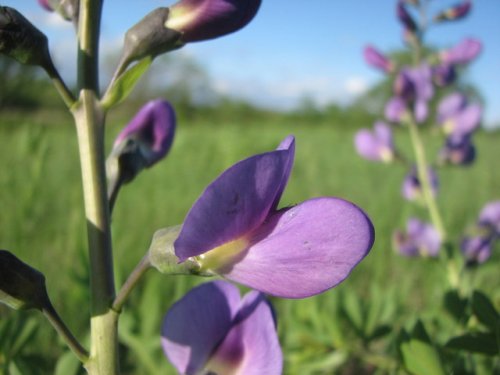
[461,235,492,264]
[414,99,428,123]
[167,0,262,43]
[374,121,394,147]
[478,201,500,233]
[217,197,374,298]
[439,135,476,165]
[38,0,53,11]
[437,92,467,123]
[385,97,407,122]
[453,104,482,136]
[175,140,293,261]
[271,135,295,210]
[440,38,482,65]
[396,218,441,257]
[205,290,282,374]
[363,45,393,73]
[114,99,176,166]
[161,281,241,375]
[354,130,382,161]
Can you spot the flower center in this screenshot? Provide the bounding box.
[198,237,250,272]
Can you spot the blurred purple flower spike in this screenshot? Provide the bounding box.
[162,280,282,375]
[114,99,176,168]
[402,166,438,202]
[38,0,53,11]
[385,64,433,123]
[437,92,482,137]
[363,45,394,74]
[439,134,475,166]
[478,201,500,235]
[165,0,261,43]
[393,218,441,257]
[354,121,395,162]
[174,136,375,298]
[461,235,492,264]
[440,38,482,65]
[434,0,471,22]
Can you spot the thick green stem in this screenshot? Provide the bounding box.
[74,0,119,374]
[407,115,446,240]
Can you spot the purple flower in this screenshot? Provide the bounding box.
[173,136,374,298]
[478,201,500,235]
[461,235,492,264]
[433,63,456,87]
[385,64,433,123]
[165,0,261,43]
[437,92,482,137]
[440,38,482,65]
[434,0,471,22]
[363,45,394,73]
[354,121,395,162]
[396,0,418,33]
[402,166,438,202]
[161,280,282,375]
[393,218,442,257]
[38,0,53,11]
[438,134,475,166]
[113,99,176,168]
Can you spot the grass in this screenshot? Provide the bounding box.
[1,114,500,374]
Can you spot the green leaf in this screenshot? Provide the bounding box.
[446,332,499,356]
[443,289,468,323]
[471,291,499,331]
[54,350,81,375]
[341,291,365,336]
[101,57,153,109]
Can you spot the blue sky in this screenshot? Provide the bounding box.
[5,0,500,126]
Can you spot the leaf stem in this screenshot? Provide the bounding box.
[112,255,151,313]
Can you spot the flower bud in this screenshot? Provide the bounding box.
[433,63,456,87]
[0,250,50,310]
[165,0,262,43]
[120,7,183,68]
[107,99,176,185]
[0,6,52,68]
[396,0,418,33]
[38,0,53,11]
[434,1,471,22]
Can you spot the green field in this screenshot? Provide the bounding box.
[1,114,499,374]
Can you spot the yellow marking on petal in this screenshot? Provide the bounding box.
[443,119,455,134]
[380,148,394,163]
[198,237,250,272]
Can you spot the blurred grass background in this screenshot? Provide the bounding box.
[1,105,499,373]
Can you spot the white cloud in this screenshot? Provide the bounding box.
[344,76,368,96]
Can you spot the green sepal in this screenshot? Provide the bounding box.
[101,56,153,109]
[0,250,49,310]
[148,226,212,276]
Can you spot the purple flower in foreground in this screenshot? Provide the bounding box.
[478,201,500,235]
[402,166,438,202]
[363,45,394,74]
[162,280,282,375]
[461,235,493,264]
[354,121,395,162]
[438,134,475,166]
[437,92,482,137]
[385,64,433,123]
[174,136,374,298]
[434,0,471,22]
[393,218,441,257]
[165,0,261,43]
[440,38,482,65]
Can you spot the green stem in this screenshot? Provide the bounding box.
[43,60,76,109]
[74,0,119,374]
[112,255,151,313]
[407,114,446,240]
[42,301,89,363]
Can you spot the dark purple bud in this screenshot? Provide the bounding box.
[363,45,394,73]
[440,38,482,65]
[439,134,475,166]
[393,69,415,100]
[397,0,418,33]
[0,250,50,310]
[165,0,262,43]
[121,8,183,68]
[433,63,456,87]
[434,1,471,22]
[107,99,176,184]
[393,218,441,257]
[0,6,53,68]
